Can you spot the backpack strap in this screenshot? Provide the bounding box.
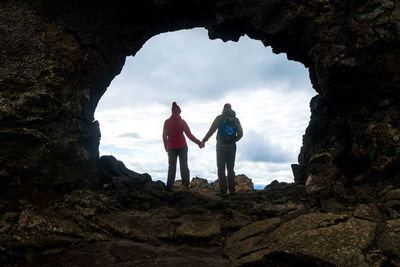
[219,117,225,137]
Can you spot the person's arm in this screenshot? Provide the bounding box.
[182,120,201,145]
[162,120,168,152]
[235,118,243,142]
[202,116,220,143]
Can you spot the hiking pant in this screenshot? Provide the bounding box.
[217,145,236,194]
[167,147,190,190]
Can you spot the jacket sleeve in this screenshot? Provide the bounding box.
[162,120,168,151]
[182,120,201,145]
[202,116,220,143]
[235,118,243,142]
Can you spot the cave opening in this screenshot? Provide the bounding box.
[94,27,316,188]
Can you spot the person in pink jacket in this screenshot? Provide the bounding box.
[163,102,204,191]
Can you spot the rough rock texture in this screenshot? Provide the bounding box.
[1,0,400,194]
[98,155,152,194]
[2,180,400,266]
[180,175,254,192]
[1,0,400,265]
[224,213,376,266]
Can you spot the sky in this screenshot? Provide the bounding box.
[95,27,316,187]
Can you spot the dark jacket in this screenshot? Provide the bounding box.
[202,109,243,147]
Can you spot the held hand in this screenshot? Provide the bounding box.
[199,142,205,149]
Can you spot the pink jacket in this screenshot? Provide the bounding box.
[163,114,201,150]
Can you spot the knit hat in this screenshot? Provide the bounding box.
[223,103,231,112]
[172,101,181,114]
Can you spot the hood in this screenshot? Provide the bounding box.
[222,109,236,117]
[170,113,181,120]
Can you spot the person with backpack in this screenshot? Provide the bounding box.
[201,103,243,196]
[163,102,204,192]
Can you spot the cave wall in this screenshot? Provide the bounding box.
[1,0,399,194]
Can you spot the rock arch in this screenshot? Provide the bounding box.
[1,0,399,195]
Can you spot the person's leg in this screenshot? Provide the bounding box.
[226,144,237,194]
[167,149,178,191]
[217,146,227,195]
[178,147,190,188]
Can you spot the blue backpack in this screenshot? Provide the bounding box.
[219,116,237,143]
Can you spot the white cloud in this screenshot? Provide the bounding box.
[98,28,311,109]
[95,28,316,186]
[240,130,292,163]
[118,132,140,139]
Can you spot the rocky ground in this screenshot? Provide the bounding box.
[1,175,400,266]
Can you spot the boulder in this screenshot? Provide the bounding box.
[190,177,216,191]
[213,175,254,192]
[234,175,254,192]
[377,219,400,264]
[224,213,376,267]
[98,155,152,191]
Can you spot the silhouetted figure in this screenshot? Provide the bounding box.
[201,103,243,196]
[163,102,204,191]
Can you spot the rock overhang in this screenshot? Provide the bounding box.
[0,0,400,195]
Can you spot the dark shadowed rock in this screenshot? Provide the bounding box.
[377,219,400,264]
[1,0,400,196]
[1,182,400,266]
[354,203,381,222]
[225,213,376,267]
[99,155,151,191]
[96,210,176,242]
[1,0,400,266]
[174,214,222,241]
[20,239,230,267]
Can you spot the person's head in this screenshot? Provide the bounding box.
[223,103,232,112]
[172,101,181,114]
